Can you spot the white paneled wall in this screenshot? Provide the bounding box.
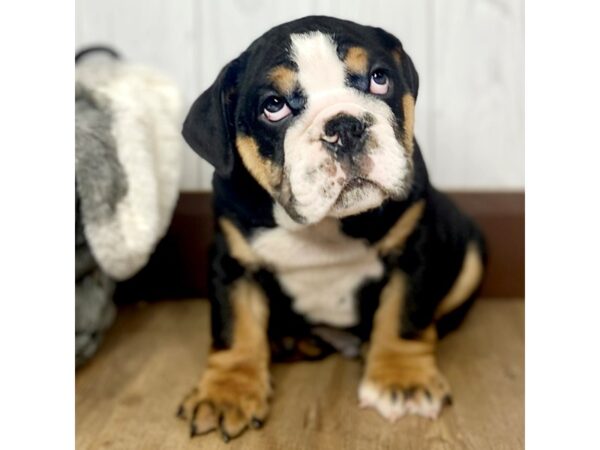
[76,0,523,191]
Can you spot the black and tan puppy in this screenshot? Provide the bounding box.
[178,16,485,441]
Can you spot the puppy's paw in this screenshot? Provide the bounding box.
[177,352,271,442]
[358,354,452,421]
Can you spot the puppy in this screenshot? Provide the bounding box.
[178,16,485,441]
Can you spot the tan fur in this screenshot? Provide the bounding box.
[375,200,425,255]
[435,241,484,319]
[236,135,281,194]
[401,93,415,154]
[344,47,369,74]
[179,279,271,438]
[268,65,297,95]
[360,271,451,420]
[368,271,436,354]
[392,49,402,65]
[219,217,260,268]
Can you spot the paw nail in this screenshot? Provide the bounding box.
[221,431,231,443]
[443,394,453,406]
[190,423,198,438]
[176,405,185,418]
[250,417,264,429]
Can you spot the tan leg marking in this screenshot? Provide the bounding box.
[375,200,425,255]
[359,271,451,421]
[178,279,271,442]
[267,65,297,95]
[219,218,260,268]
[402,93,415,155]
[344,46,369,75]
[435,241,484,319]
[236,135,282,194]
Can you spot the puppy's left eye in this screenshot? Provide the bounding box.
[263,96,292,122]
[369,70,389,95]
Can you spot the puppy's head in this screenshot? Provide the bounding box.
[184,16,419,224]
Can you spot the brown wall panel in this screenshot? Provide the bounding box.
[115,192,524,302]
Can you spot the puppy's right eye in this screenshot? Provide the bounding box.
[263,96,291,122]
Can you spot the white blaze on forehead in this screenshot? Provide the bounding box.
[290,32,346,95]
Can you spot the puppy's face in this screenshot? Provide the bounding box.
[184,16,419,224]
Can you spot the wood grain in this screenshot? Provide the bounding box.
[76,298,524,449]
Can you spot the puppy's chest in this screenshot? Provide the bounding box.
[249,219,384,327]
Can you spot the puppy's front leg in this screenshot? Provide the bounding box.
[359,271,451,421]
[178,279,271,441]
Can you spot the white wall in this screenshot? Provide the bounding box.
[76,0,523,191]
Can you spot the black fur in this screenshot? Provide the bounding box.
[183,58,247,177]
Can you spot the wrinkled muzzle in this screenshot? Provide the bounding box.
[279,92,413,224]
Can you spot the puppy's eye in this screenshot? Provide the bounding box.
[263,96,292,122]
[369,70,389,95]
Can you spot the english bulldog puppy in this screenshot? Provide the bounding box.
[177,15,486,442]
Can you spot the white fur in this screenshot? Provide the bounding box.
[358,380,443,421]
[250,205,383,326]
[358,381,407,422]
[282,32,411,224]
[76,59,183,280]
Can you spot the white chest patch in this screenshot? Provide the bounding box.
[249,216,384,327]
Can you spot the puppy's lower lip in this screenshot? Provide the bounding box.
[343,177,368,190]
[338,177,381,198]
[342,177,380,191]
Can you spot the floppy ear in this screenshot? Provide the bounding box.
[398,48,419,99]
[182,56,245,177]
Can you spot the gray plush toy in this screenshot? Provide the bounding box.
[75,48,182,367]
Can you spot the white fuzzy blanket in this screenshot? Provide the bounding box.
[75,56,183,280]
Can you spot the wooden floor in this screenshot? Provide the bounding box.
[76,299,524,450]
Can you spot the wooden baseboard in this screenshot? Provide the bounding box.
[115,191,524,302]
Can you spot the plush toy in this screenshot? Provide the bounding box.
[75,47,183,366]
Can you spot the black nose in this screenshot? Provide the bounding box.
[323,114,366,153]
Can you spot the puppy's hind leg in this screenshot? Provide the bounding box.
[434,240,485,337]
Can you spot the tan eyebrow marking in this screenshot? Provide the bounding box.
[344,46,369,75]
[267,65,297,95]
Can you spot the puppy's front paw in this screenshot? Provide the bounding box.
[358,353,452,421]
[177,352,271,442]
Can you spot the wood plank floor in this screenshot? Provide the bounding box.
[76,299,524,450]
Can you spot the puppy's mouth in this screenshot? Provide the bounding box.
[339,177,377,194]
[331,177,387,217]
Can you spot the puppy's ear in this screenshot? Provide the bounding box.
[372,27,419,99]
[182,56,245,177]
[398,48,419,99]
